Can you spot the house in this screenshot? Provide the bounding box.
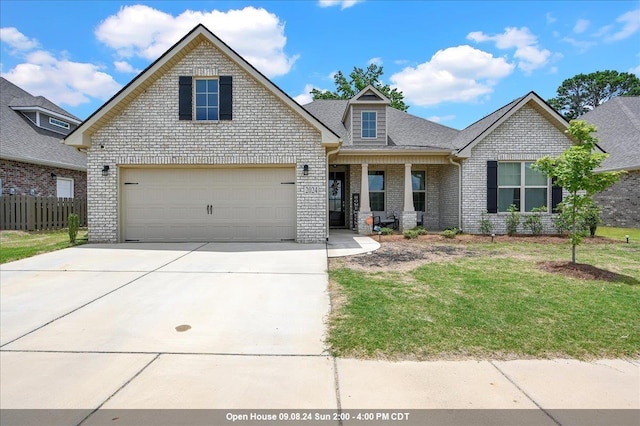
[65,24,574,244]
[1,77,86,199]
[579,96,640,228]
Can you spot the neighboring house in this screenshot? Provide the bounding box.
[1,77,86,198]
[65,25,574,244]
[579,96,640,228]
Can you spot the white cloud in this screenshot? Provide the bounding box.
[573,19,590,34]
[113,60,140,74]
[605,8,640,42]
[426,114,455,123]
[631,64,640,76]
[546,13,557,24]
[0,27,39,51]
[293,84,317,105]
[562,37,597,52]
[390,45,514,106]
[318,0,362,10]
[368,57,383,66]
[2,48,122,107]
[467,27,551,73]
[95,5,299,77]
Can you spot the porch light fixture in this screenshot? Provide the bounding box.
[102,165,110,176]
[51,173,57,178]
[303,164,309,176]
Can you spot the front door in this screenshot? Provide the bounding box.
[329,171,345,227]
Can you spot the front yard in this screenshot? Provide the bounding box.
[328,231,640,360]
[0,229,87,264]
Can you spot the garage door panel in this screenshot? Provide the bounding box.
[123,167,295,242]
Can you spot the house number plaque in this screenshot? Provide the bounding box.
[303,186,321,194]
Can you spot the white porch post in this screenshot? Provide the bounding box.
[360,163,370,212]
[403,163,415,211]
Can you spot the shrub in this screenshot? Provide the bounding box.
[583,203,602,237]
[479,210,494,235]
[410,226,428,235]
[553,203,571,235]
[505,204,520,236]
[403,229,419,239]
[522,206,546,235]
[68,214,79,244]
[379,227,395,235]
[441,229,456,239]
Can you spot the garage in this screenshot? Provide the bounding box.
[121,167,296,242]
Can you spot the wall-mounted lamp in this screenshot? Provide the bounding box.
[102,165,110,176]
[303,164,309,176]
[51,172,57,178]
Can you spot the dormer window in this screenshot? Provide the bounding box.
[362,111,377,139]
[49,117,70,129]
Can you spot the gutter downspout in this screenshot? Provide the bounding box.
[326,144,342,241]
[449,156,462,231]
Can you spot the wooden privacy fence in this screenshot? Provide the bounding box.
[0,196,87,231]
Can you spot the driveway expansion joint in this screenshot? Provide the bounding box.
[489,361,562,426]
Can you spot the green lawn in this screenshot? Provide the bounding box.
[328,236,640,360]
[597,226,640,241]
[0,229,87,264]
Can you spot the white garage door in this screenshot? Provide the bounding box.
[122,167,296,242]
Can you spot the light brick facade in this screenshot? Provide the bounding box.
[461,105,572,234]
[86,40,327,243]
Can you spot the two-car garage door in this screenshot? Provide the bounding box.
[122,167,296,242]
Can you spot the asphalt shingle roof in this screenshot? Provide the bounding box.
[0,77,86,171]
[578,96,640,171]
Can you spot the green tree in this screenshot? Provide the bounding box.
[311,64,408,111]
[548,70,640,120]
[533,120,624,263]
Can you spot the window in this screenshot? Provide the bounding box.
[412,171,426,212]
[361,111,377,138]
[368,170,385,211]
[49,117,70,129]
[498,162,547,212]
[56,177,74,199]
[195,79,219,121]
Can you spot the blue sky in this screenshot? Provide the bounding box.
[1,1,638,129]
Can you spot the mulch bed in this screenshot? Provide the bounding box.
[538,261,635,282]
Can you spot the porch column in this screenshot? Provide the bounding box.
[360,163,370,212]
[403,163,415,211]
[401,163,417,231]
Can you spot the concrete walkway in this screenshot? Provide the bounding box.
[327,229,380,257]
[1,242,638,426]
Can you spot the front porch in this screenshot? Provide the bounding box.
[328,155,461,236]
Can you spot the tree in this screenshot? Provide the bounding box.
[533,120,624,263]
[311,64,409,111]
[548,70,640,120]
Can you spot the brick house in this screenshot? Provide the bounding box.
[579,96,639,228]
[65,24,576,243]
[1,78,86,199]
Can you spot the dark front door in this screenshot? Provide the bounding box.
[329,171,345,227]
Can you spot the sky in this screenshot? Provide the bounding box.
[1,1,638,130]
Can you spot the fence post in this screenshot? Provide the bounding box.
[27,196,36,231]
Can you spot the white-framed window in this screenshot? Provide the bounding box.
[361,111,377,138]
[368,170,385,211]
[498,162,548,212]
[49,117,70,129]
[412,171,426,212]
[195,78,219,121]
[56,177,74,199]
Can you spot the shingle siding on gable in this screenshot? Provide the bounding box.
[461,104,572,234]
[594,171,640,228]
[87,41,326,243]
[351,104,386,144]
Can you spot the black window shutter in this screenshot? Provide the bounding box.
[487,161,498,213]
[178,76,192,120]
[220,76,232,120]
[551,177,563,213]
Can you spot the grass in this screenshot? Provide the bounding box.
[0,229,87,264]
[328,236,640,360]
[597,226,640,241]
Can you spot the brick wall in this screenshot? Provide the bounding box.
[87,40,326,243]
[0,159,86,198]
[594,170,640,228]
[461,104,572,234]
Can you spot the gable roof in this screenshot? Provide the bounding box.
[579,96,640,171]
[454,91,571,157]
[64,24,340,148]
[0,77,86,171]
[303,100,458,152]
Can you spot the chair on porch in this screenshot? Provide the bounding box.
[416,211,425,228]
[373,211,399,230]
